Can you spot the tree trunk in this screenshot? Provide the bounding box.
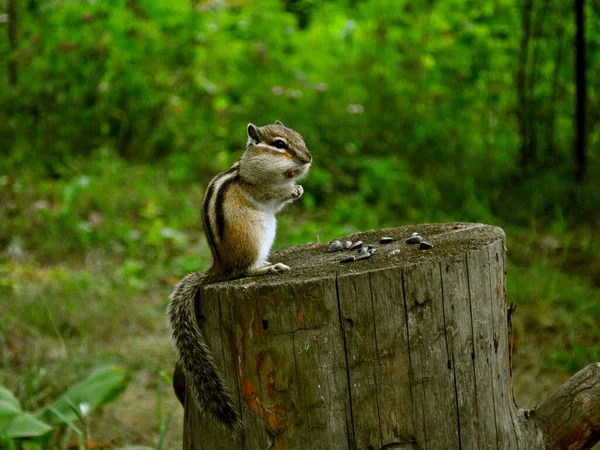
[517,0,535,167]
[183,223,600,449]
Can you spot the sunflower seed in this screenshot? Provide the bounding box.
[405,235,422,244]
[420,241,433,250]
[356,253,371,261]
[349,240,363,250]
[345,241,353,249]
[340,256,355,264]
[379,236,395,244]
[328,240,344,252]
[358,247,370,256]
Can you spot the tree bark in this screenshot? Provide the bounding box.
[528,363,600,450]
[182,223,600,449]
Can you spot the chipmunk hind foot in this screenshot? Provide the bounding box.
[249,262,290,276]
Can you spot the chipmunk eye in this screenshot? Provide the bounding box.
[273,139,287,149]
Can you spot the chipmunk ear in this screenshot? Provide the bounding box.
[247,123,260,143]
[274,120,285,127]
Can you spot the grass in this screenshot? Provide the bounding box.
[506,224,600,408]
[1,152,599,448]
[1,261,183,448]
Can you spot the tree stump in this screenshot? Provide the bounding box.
[183,223,600,450]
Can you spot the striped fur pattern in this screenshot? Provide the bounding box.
[168,122,311,430]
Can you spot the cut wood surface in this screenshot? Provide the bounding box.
[182,223,600,450]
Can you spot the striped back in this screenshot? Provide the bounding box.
[202,162,240,263]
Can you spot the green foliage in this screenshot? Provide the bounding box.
[0,149,204,272]
[1,0,598,224]
[0,368,130,448]
[506,224,600,372]
[39,367,131,425]
[0,387,53,440]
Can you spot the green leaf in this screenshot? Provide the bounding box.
[0,388,23,434]
[0,400,23,435]
[0,388,21,411]
[0,400,22,421]
[47,406,83,435]
[39,367,131,425]
[2,413,53,438]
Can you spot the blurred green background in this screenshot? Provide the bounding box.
[1,0,598,448]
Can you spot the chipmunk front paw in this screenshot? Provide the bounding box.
[291,185,303,199]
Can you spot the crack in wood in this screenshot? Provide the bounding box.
[335,276,357,449]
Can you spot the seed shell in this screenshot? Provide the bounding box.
[358,247,370,256]
[349,241,363,251]
[420,241,433,250]
[328,240,344,252]
[405,235,422,244]
[379,236,395,244]
[340,256,356,264]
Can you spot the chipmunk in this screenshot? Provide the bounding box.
[167,121,312,430]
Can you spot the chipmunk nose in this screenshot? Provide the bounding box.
[295,150,312,165]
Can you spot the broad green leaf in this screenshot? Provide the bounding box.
[0,400,22,423]
[3,413,52,438]
[39,367,131,425]
[0,388,21,411]
[47,406,83,435]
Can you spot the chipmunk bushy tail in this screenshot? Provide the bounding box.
[167,271,241,430]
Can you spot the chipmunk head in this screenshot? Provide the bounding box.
[241,121,312,185]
